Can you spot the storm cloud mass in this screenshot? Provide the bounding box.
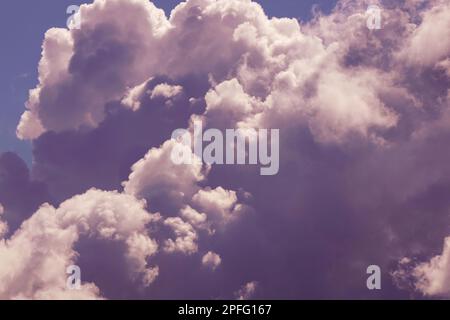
[1,0,450,299]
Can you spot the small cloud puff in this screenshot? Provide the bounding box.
[202,251,222,270]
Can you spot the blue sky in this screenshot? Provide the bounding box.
[0,0,337,163]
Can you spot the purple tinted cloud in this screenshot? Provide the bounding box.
[0,0,450,299]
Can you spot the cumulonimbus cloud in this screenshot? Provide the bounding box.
[0,189,160,299]
[1,0,449,299]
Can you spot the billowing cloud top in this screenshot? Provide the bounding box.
[0,0,449,299]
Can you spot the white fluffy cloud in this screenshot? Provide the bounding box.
[123,139,208,206]
[17,0,407,145]
[402,237,450,297]
[123,138,248,231]
[123,139,247,256]
[11,0,450,299]
[0,204,7,239]
[121,79,151,111]
[163,217,198,254]
[192,187,242,225]
[202,251,221,270]
[180,206,209,231]
[0,189,160,299]
[150,83,183,100]
[400,1,450,66]
[0,147,246,298]
[122,81,183,111]
[235,281,258,300]
[17,0,169,139]
[307,69,398,143]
